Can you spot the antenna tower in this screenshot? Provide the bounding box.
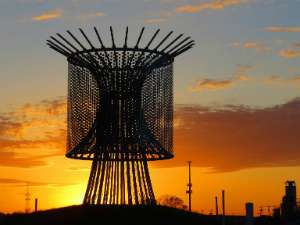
[25,183,30,213]
[186,161,192,211]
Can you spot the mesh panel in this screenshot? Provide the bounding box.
[67,50,173,160]
[141,64,173,154]
[67,64,99,153]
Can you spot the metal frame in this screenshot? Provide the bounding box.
[47,26,194,205]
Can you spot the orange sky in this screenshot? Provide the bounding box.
[1,0,300,216]
[0,98,300,215]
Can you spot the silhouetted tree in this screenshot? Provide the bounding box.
[157,195,188,210]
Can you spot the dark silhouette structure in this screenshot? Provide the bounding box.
[186,161,192,211]
[281,181,297,218]
[215,196,219,216]
[35,198,38,213]
[1,205,248,225]
[25,184,30,213]
[222,190,226,225]
[47,26,194,205]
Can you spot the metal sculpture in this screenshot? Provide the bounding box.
[47,26,194,205]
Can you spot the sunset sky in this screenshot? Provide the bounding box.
[0,0,300,215]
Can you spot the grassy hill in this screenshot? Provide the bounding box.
[0,205,275,225]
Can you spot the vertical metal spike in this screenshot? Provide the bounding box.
[166,36,191,53]
[94,26,113,68]
[109,26,118,67]
[154,31,173,50]
[145,29,160,49]
[79,28,109,70]
[94,26,105,48]
[56,33,79,51]
[161,33,183,52]
[110,26,116,48]
[124,26,128,47]
[135,27,145,48]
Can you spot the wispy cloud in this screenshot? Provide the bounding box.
[189,64,253,92]
[293,42,300,48]
[231,41,272,52]
[276,40,300,59]
[0,178,75,187]
[279,49,300,58]
[264,75,300,86]
[190,79,234,91]
[264,26,300,33]
[145,18,166,24]
[77,11,106,20]
[176,0,251,13]
[32,9,62,21]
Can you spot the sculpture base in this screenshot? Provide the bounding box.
[83,154,156,205]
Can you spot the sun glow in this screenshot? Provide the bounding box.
[59,184,86,206]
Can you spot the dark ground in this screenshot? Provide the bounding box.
[0,205,279,225]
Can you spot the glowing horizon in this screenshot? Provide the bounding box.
[0,0,300,216]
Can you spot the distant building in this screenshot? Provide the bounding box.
[281,181,297,218]
[245,202,254,225]
[273,207,280,219]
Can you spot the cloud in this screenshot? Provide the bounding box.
[90,12,105,17]
[77,11,106,20]
[144,10,174,24]
[279,49,300,58]
[176,0,251,13]
[0,97,66,168]
[156,97,300,172]
[190,79,234,91]
[293,42,300,48]
[16,97,66,117]
[3,95,300,173]
[264,75,300,87]
[264,26,300,33]
[244,42,271,52]
[0,150,61,168]
[145,18,166,24]
[32,9,62,21]
[189,64,253,92]
[275,41,300,59]
[0,178,75,187]
[231,41,272,52]
[0,116,23,137]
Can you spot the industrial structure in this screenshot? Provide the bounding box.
[25,184,30,213]
[186,161,192,211]
[281,181,298,218]
[222,190,226,225]
[215,196,219,216]
[245,202,254,225]
[47,26,194,205]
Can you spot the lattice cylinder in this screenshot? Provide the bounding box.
[47,27,194,206]
[66,50,174,161]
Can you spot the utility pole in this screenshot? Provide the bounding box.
[35,198,38,212]
[25,184,30,213]
[222,190,225,225]
[215,196,219,216]
[186,161,192,212]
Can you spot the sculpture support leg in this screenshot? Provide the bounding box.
[83,153,156,205]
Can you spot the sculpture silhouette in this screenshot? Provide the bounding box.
[47,26,194,205]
